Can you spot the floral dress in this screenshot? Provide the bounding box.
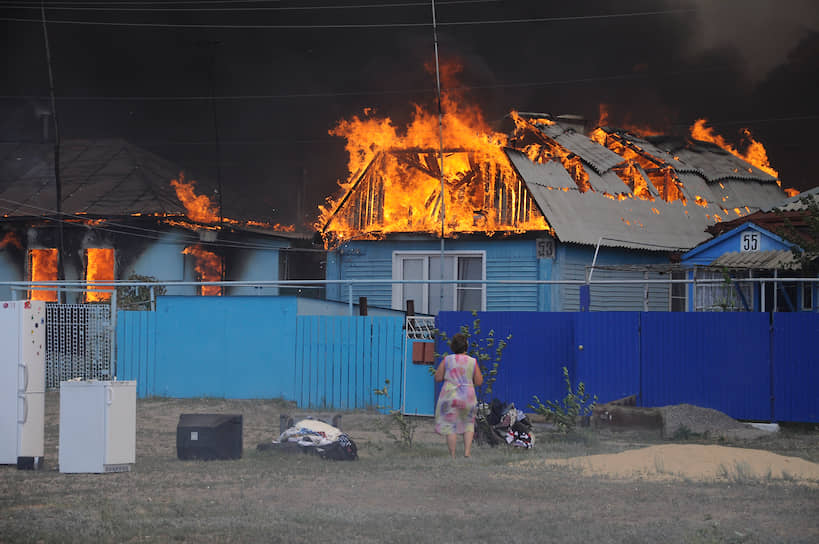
[435,353,478,435]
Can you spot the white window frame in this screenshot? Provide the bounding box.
[391,250,486,314]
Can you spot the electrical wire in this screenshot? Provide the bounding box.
[0,8,697,29]
[1,0,497,11]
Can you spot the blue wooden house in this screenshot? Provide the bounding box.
[0,139,313,302]
[679,188,818,312]
[321,115,789,312]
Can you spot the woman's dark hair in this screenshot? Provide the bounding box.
[450,333,468,354]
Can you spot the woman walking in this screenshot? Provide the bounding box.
[434,332,484,458]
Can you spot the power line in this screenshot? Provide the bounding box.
[0,67,731,102]
[2,0,496,11]
[0,8,697,29]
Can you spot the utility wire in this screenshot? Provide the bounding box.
[1,0,496,11]
[0,8,697,29]
[0,67,733,102]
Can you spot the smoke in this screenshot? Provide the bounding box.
[680,0,819,82]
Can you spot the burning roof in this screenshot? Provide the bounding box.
[319,103,787,252]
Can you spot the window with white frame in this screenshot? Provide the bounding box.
[695,269,753,311]
[670,270,687,312]
[392,252,485,314]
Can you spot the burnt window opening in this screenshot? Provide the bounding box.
[183,245,224,296]
[28,248,58,302]
[803,282,814,311]
[85,248,115,302]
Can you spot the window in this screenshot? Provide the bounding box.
[695,269,753,311]
[670,270,687,312]
[85,248,115,302]
[28,248,58,302]
[392,252,485,314]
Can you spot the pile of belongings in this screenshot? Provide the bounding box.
[477,399,534,448]
[259,418,358,461]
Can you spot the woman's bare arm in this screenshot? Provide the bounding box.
[434,359,446,382]
[473,361,484,387]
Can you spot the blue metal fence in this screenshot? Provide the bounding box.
[437,311,819,423]
[116,299,818,422]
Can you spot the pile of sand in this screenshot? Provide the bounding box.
[518,444,819,485]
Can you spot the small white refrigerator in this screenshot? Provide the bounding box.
[0,300,46,469]
[59,380,136,473]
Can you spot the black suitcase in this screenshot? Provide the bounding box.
[177,414,243,460]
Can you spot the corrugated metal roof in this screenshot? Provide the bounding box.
[712,250,798,269]
[677,172,717,207]
[605,131,691,171]
[767,186,819,212]
[709,179,786,211]
[551,130,624,174]
[673,145,776,183]
[587,169,629,195]
[521,175,716,251]
[506,149,577,189]
[0,139,188,217]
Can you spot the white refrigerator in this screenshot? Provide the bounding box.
[0,300,46,469]
[59,380,136,473]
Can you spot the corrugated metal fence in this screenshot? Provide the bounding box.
[437,311,819,422]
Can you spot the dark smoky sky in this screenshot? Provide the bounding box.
[1,0,818,228]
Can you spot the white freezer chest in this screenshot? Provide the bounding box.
[59,380,136,473]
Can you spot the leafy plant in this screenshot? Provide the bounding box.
[775,195,819,273]
[435,311,512,405]
[529,366,597,433]
[116,273,166,310]
[373,379,417,448]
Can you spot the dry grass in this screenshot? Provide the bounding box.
[1,393,818,543]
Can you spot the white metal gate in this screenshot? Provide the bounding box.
[45,304,114,389]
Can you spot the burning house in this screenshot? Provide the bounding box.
[0,139,312,303]
[317,93,790,313]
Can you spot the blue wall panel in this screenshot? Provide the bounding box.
[574,312,641,405]
[293,316,403,410]
[117,310,157,398]
[153,296,297,398]
[773,313,819,422]
[641,313,771,421]
[436,311,574,410]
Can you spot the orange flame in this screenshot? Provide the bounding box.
[784,188,800,197]
[182,245,222,296]
[29,249,58,302]
[85,248,115,302]
[689,119,779,180]
[171,173,220,223]
[317,63,551,246]
[0,232,23,250]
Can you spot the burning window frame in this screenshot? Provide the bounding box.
[27,248,59,302]
[84,247,116,303]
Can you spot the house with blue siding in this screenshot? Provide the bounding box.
[320,113,789,312]
[0,139,313,302]
[679,188,818,312]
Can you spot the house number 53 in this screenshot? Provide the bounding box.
[740,232,760,252]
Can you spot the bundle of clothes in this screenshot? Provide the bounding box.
[476,399,534,449]
[258,418,358,461]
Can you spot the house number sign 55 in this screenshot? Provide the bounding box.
[536,238,555,259]
[740,231,760,252]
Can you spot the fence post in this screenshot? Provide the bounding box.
[110,289,117,379]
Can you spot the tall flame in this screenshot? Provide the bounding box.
[85,248,115,302]
[317,62,550,245]
[182,245,222,296]
[690,119,779,180]
[171,173,220,223]
[29,248,58,302]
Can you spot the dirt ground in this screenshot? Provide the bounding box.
[1,393,818,543]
